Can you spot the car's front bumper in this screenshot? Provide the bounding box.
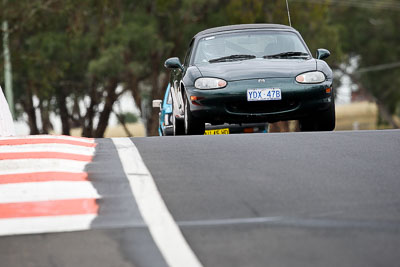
[186,78,333,124]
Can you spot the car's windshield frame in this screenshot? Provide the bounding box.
[190,29,311,65]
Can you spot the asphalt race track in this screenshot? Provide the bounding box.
[1,130,400,267]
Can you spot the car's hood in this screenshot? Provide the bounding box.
[196,58,317,81]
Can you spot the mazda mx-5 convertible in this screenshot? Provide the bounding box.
[165,24,335,135]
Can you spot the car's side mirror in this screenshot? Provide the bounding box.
[316,49,330,60]
[164,57,184,71]
[152,99,162,109]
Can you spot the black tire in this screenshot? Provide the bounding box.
[299,117,315,131]
[172,99,184,136]
[163,126,174,136]
[184,94,205,135]
[317,99,336,131]
[300,96,336,131]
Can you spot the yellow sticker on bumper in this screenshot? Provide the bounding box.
[204,128,230,135]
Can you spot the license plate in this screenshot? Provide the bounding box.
[204,128,230,135]
[247,88,282,101]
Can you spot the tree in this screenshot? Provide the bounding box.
[2,0,398,136]
[331,2,400,127]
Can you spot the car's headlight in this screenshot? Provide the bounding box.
[296,71,326,84]
[195,78,227,89]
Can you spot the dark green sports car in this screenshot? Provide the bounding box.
[165,24,335,135]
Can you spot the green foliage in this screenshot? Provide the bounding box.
[331,3,400,115]
[89,45,125,78]
[1,0,399,135]
[120,112,139,124]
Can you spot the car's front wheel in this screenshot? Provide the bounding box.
[184,94,205,135]
[300,96,336,131]
[172,98,184,136]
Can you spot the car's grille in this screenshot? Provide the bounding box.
[226,100,298,114]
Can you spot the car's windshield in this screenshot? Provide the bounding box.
[193,31,309,64]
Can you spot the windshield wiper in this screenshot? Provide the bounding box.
[263,52,310,59]
[209,54,256,63]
